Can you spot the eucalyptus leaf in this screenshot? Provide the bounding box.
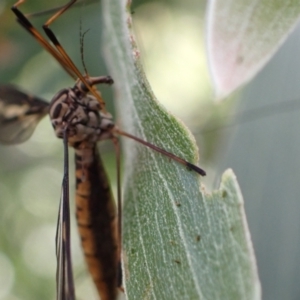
[101,1,260,299]
[206,0,300,98]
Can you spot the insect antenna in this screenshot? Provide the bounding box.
[42,1,107,109]
[79,19,90,76]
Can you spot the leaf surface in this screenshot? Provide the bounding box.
[206,0,300,98]
[101,1,261,299]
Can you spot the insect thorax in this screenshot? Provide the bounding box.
[49,86,114,147]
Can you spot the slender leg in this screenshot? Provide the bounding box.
[12,1,106,110]
[26,0,99,19]
[44,0,77,26]
[114,128,207,176]
[41,0,107,109]
[11,1,76,79]
[112,137,122,254]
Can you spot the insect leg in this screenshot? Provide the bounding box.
[114,128,206,176]
[41,1,106,109]
[56,129,76,300]
[11,1,76,79]
[112,137,123,289]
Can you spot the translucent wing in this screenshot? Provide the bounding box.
[56,131,75,300]
[0,85,48,144]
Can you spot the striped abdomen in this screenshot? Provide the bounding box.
[75,144,118,300]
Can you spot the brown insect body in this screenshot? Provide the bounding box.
[49,77,119,299]
[0,78,120,299]
[49,77,114,146]
[75,145,118,300]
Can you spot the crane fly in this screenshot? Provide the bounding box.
[0,1,206,299]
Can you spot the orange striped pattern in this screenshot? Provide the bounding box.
[75,144,118,300]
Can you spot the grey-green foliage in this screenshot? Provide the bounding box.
[220,24,300,300]
[206,0,300,97]
[101,0,261,299]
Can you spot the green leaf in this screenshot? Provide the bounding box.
[206,0,300,98]
[101,1,260,299]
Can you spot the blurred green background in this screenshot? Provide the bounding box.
[0,0,299,299]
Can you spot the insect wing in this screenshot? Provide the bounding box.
[56,132,75,300]
[0,85,48,144]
